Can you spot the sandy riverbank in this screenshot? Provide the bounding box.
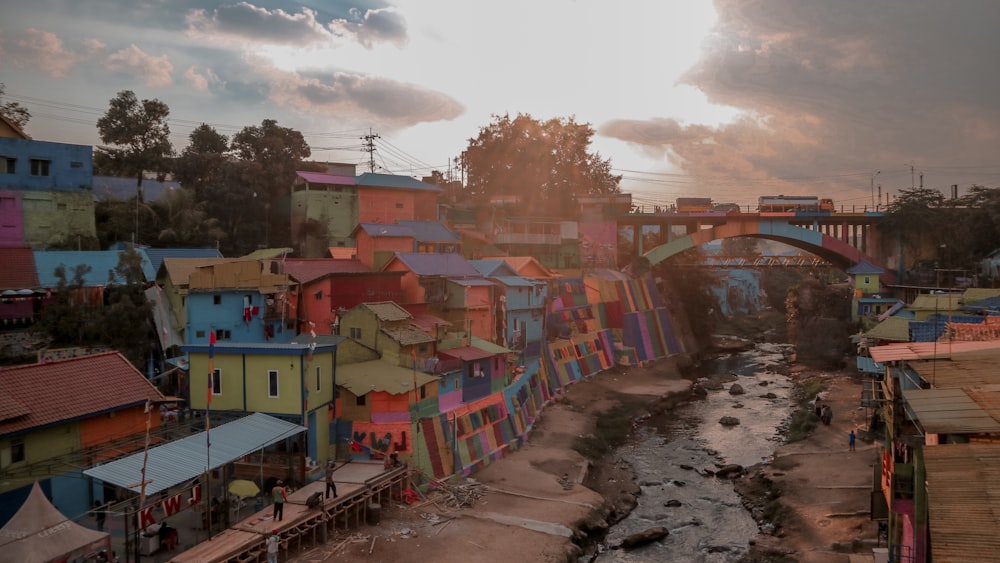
[288,356,879,563]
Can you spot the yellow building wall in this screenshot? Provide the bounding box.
[22,191,97,247]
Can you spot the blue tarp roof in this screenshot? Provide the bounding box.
[33,250,156,287]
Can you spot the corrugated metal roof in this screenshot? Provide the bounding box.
[910,294,964,312]
[396,220,460,242]
[924,443,1000,562]
[908,348,1000,388]
[83,413,304,495]
[449,278,494,287]
[870,340,1000,363]
[359,301,411,322]
[34,250,156,287]
[902,387,1000,433]
[356,172,441,191]
[140,248,223,280]
[864,316,912,342]
[295,171,356,185]
[0,248,39,290]
[439,346,494,361]
[337,359,439,395]
[381,325,435,346]
[388,252,480,277]
[490,275,536,288]
[282,258,369,283]
[961,288,1000,303]
[468,259,515,277]
[439,335,511,355]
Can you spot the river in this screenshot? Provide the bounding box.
[589,343,796,562]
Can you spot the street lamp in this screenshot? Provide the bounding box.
[870,170,881,209]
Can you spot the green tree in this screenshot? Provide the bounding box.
[172,124,230,198]
[32,264,97,345]
[0,83,31,129]
[96,90,174,205]
[464,113,621,216]
[98,247,155,368]
[150,186,222,246]
[227,119,311,248]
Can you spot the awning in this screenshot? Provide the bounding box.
[83,413,305,495]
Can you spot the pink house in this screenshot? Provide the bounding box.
[356,173,441,224]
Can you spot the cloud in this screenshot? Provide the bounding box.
[185,2,334,47]
[328,7,408,49]
[103,44,174,88]
[601,0,1000,202]
[262,65,463,126]
[0,28,79,78]
[184,66,221,92]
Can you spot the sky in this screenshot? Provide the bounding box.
[2,0,1000,212]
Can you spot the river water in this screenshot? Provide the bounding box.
[590,343,795,563]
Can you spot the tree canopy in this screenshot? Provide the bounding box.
[463,113,621,216]
[0,83,31,129]
[96,90,174,199]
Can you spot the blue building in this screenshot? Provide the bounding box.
[469,259,548,360]
[0,137,96,248]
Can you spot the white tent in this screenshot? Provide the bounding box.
[0,482,110,563]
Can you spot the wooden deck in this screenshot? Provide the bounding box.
[168,461,410,563]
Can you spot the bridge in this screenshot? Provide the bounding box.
[616,210,895,284]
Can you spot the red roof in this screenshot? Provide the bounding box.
[439,346,493,361]
[0,248,39,290]
[0,352,165,435]
[283,258,371,283]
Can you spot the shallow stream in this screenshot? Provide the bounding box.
[590,343,795,562]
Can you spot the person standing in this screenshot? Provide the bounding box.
[325,461,338,499]
[92,501,106,532]
[849,430,856,452]
[266,529,280,563]
[271,481,287,521]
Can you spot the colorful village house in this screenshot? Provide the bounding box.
[282,257,403,335]
[846,260,892,323]
[183,335,344,483]
[469,259,548,360]
[34,248,156,307]
[380,252,482,311]
[156,256,235,345]
[185,259,299,345]
[353,220,461,271]
[0,247,41,328]
[355,172,441,225]
[869,340,1000,563]
[481,255,561,282]
[0,352,167,525]
[290,166,358,257]
[336,301,438,369]
[444,277,496,342]
[335,359,438,462]
[492,216,581,270]
[0,131,97,249]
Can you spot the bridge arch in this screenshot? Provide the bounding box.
[640,219,896,284]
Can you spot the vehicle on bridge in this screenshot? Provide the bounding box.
[676,197,714,213]
[758,195,834,213]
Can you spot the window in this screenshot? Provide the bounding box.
[195,330,205,338]
[356,395,366,406]
[213,295,222,305]
[420,385,426,400]
[863,276,871,285]
[350,327,362,339]
[1,157,14,174]
[314,290,323,301]
[315,366,321,392]
[211,368,222,396]
[268,370,279,398]
[29,159,50,176]
[11,438,25,463]
[215,329,231,340]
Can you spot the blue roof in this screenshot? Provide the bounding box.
[356,173,442,192]
[490,275,536,288]
[357,223,414,237]
[389,252,480,277]
[140,247,224,279]
[397,220,459,242]
[92,175,182,202]
[469,259,518,277]
[963,295,1000,313]
[450,278,495,287]
[846,260,886,275]
[33,250,156,287]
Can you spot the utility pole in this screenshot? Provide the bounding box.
[361,129,379,173]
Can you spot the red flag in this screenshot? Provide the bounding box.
[207,332,215,405]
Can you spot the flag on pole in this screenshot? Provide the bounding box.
[207,332,215,405]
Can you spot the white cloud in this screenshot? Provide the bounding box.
[185,2,334,47]
[2,28,78,78]
[103,44,174,88]
[328,7,408,49]
[184,66,221,92]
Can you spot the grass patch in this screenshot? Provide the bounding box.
[785,378,827,443]
[573,394,647,460]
